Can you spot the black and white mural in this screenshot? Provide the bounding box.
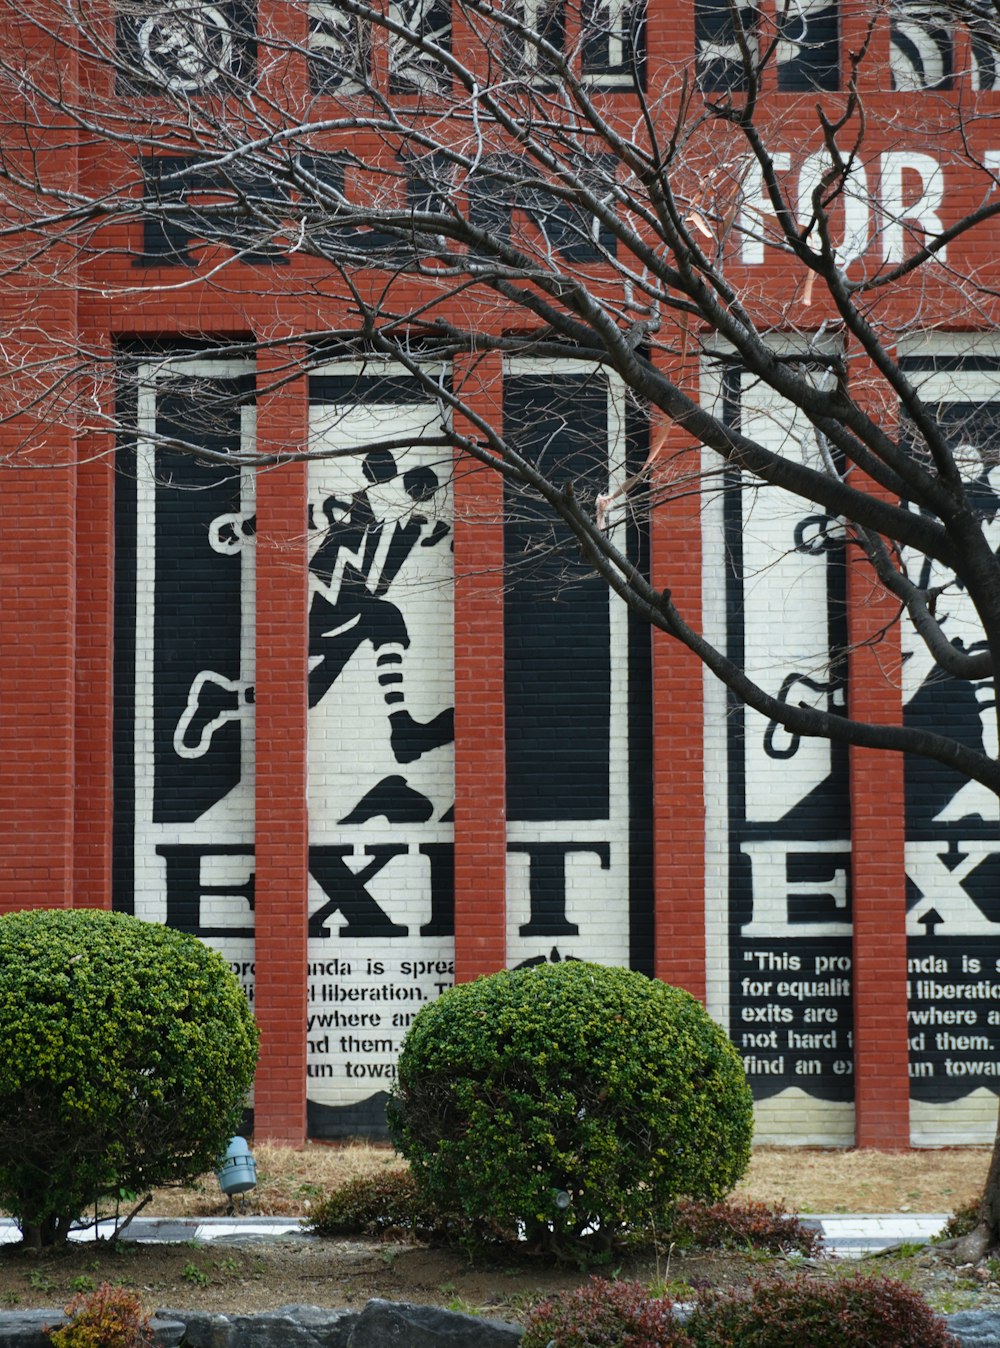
[113,358,257,1012]
[886,0,1000,91]
[117,0,255,94]
[695,0,839,93]
[899,352,1000,1145]
[305,370,455,1137]
[890,3,952,90]
[702,362,853,1145]
[502,365,654,977]
[386,0,452,92]
[307,1,371,92]
[581,0,645,88]
[308,0,451,94]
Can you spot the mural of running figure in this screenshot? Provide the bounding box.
[308,447,454,824]
[174,446,454,822]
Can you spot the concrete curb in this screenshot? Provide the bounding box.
[0,1299,998,1346]
[0,1302,523,1348]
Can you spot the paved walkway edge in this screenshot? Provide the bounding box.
[0,1212,954,1257]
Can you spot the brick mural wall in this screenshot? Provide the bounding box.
[502,367,653,976]
[701,360,854,1146]
[898,345,1000,1146]
[304,368,456,1136]
[113,357,258,994]
[5,0,1000,1150]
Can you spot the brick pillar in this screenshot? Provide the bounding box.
[848,568,910,1147]
[252,354,309,1143]
[847,362,910,1148]
[73,333,116,910]
[649,417,707,999]
[0,8,79,911]
[0,451,78,910]
[453,355,507,981]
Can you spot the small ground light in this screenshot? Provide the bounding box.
[553,1189,572,1210]
[216,1135,257,1207]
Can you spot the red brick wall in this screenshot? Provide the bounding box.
[3,0,1000,1147]
[453,355,508,982]
[253,352,310,1144]
[0,9,79,912]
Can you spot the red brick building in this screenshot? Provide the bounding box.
[0,0,998,1149]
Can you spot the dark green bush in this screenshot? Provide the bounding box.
[306,1169,513,1245]
[685,1272,960,1348]
[307,1171,421,1237]
[521,1278,693,1348]
[0,908,258,1248]
[668,1198,822,1257]
[387,962,752,1258]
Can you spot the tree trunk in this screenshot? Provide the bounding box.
[20,1212,71,1251]
[950,1107,1000,1263]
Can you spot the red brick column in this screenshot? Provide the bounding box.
[0,10,79,911]
[847,365,910,1149]
[0,451,78,911]
[73,334,116,910]
[252,353,309,1143]
[649,418,707,1000]
[453,355,507,981]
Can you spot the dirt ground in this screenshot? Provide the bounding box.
[0,1145,994,1323]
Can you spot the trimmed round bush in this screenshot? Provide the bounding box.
[0,908,258,1247]
[685,1273,960,1348]
[386,962,752,1255]
[306,1171,423,1238]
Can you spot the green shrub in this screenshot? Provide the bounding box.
[667,1198,822,1257]
[521,1278,693,1348]
[306,1170,513,1245]
[685,1272,960,1348]
[387,962,752,1258]
[0,908,258,1248]
[939,1197,980,1242]
[307,1171,421,1237]
[47,1283,151,1348]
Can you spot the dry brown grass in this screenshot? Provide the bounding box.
[737,1146,988,1213]
[146,1141,407,1217]
[144,1142,990,1218]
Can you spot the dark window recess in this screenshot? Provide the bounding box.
[308,1,371,92]
[503,374,612,822]
[695,0,759,92]
[116,0,256,96]
[501,0,566,77]
[295,154,407,257]
[775,0,839,91]
[151,379,253,824]
[582,0,646,89]
[890,3,952,90]
[405,152,455,217]
[139,156,288,266]
[971,22,1000,91]
[468,153,618,263]
[388,0,452,93]
[696,0,839,92]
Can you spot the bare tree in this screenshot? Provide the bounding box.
[3,0,1000,1251]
